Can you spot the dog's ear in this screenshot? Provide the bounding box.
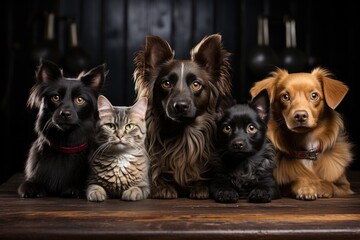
[251,89,270,123]
[28,59,63,109]
[191,33,232,102]
[191,34,223,71]
[250,68,287,104]
[312,68,349,109]
[81,64,107,92]
[145,35,174,69]
[35,58,63,83]
[97,95,113,118]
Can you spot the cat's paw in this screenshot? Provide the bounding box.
[17,181,46,198]
[214,188,239,203]
[248,188,272,203]
[151,185,177,199]
[122,186,148,201]
[86,184,107,202]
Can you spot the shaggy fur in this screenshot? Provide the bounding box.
[210,90,281,203]
[18,59,106,198]
[250,67,354,200]
[133,34,233,199]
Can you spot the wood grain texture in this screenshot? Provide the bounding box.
[0,172,359,239]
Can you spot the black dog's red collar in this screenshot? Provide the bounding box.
[293,145,322,160]
[49,142,88,154]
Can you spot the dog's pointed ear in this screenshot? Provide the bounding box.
[191,33,232,99]
[81,63,107,92]
[145,35,174,69]
[36,58,63,83]
[191,34,223,71]
[312,67,349,109]
[251,89,270,123]
[97,95,113,118]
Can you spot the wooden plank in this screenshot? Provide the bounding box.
[1,173,360,239]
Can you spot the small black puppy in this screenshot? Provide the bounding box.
[18,59,107,198]
[210,89,280,203]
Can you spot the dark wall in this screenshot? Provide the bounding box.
[1,0,359,184]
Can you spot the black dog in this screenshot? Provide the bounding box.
[209,89,280,203]
[18,59,107,198]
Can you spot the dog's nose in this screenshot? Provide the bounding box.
[173,101,189,113]
[294,110,308,123]
[232,140,244,150]
[60,110,72,119]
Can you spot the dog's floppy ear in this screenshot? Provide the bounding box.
[250,68,288,104]
[312,67,349,109]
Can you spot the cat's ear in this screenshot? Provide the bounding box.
[97,95,113,118]
[130,97,148,119]
[251,89,270,123]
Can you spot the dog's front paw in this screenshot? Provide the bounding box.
[189,183,209,199]
[294,186,317,200]
[317,180,334,198]
[248,188,272,203]
[86,184,107,202]
[61,188,83,198]
[17,181,46,198]
[214,188,239,203]
[151,185,178,199]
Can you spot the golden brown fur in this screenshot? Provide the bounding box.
[250,67,354,200]
[133,34,232,199]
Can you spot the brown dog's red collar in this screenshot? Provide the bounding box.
[292,144,322,160]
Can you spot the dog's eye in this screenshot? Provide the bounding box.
[75,97,85,105]
[104,123,116,131]
[125,123,135,131]
[51,95,61,103]
[247,124,257,134]
[161,80,172,89]
[310,92,319,101]
[222,125,232,134]
[281,93,290,102]
[191,81,202,92]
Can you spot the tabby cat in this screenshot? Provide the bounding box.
[86,95,150,201]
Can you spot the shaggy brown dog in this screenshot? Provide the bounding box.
[250,67,354,200]
[133,34,233,199]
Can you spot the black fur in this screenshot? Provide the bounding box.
[209,89,281,203]
[17,59,106,198]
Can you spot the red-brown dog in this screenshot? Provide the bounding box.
[250,67,354,200]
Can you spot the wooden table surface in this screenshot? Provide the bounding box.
[1,173,360,240]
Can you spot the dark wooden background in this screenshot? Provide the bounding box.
[1,0,359,185]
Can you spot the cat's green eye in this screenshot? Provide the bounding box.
[51,95,61,103]
[104,123,116,131]
[222,125,231,134]
[75,97,85,105]
[247,124,257,134]
[125,123,135,131]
